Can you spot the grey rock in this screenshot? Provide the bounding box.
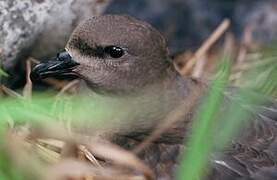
[0,0,110,70]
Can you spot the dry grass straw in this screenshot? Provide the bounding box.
[174,19,230,76]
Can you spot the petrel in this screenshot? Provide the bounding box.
[31,15,277,180]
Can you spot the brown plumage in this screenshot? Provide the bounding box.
[30,15,277,180]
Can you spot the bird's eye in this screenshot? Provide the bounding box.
[104,46,125,58]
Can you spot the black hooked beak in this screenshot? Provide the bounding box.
[30,51,80,82]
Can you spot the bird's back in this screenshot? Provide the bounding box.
[208,96,277,180]
[114,84,277,180]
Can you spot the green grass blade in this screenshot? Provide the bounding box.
[176,60,230,180]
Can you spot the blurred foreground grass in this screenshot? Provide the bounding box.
[0,43,276,180]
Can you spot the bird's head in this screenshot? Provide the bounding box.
[31,15,170,94]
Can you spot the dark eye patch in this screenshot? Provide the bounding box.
[69,37,105,58]
[69,36,125,59]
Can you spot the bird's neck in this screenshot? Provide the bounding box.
[78,68,205,140]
